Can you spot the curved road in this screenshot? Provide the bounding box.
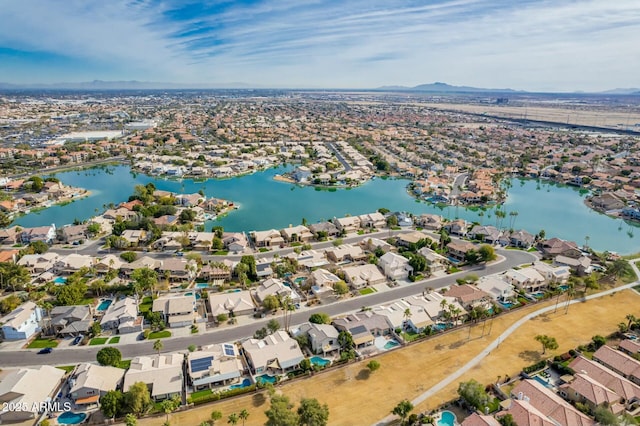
[377,259,640,426]
[0,250,535,367]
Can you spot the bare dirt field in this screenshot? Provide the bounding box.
[425,103,640,129]
[137,289,640,426]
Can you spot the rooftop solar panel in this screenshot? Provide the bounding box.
[190,356,213,373]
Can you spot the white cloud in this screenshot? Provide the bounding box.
[0,0,638,90]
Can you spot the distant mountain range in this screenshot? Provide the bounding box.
[376,82,640,95]
[0,80,638,95]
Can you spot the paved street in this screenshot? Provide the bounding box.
[0,249,535,367]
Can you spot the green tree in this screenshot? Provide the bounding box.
[309,313,331,324]
[147,311,165,331]
[333,281,349,296]
[124,381,151,416]
[408,254,427,274]
[338,330,355,351]
[300,358,312,372]
[90,321,102,338]
[593,405,620,426]
[0,262,31,291]
[591,335,606,350]
[498,413,517,426]
[263,294,280,312]
[55,280,87,306]
[97,347,122,367]
[240,255,257,280]
[28,240,49,254]
[267,318,280,334]
[179,209,197,223]
[238,409,249,426]
[386,215,398,227]
[125,413,138,426]
[535,334,559,354]
[366,360,381,372]
[153,339,163,355]
[265,394,299,426]
[212,237,224,250]
[478,244,497,262]
[391,400,413,425]
[161,396,180,424]
[120,251,138,263]
[100,390,123,418]
[210,410,223,425]
[28,175,44,192]
[457,379,490,411]
[131,267,158,297]
[0,294,21,314]
[0,211,12,228]
[298,397,330,426]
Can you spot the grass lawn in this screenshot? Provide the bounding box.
[118,359,131,369]
[359,287,376,295]
[401,331,422,343]
[108,336,120,344]
[148,330,171,339]
[190,389,213,400]
[139,296,153,314]
[89,337,108,345]
[56,365,76,373]
[136,289,640,426]
[27,338,58,349]
[212,250,229,255]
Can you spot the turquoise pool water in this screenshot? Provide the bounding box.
[294,277,306,284]
[229,378,251,389]
[196,283,210,288]
[97,299,112,311]
[310,356,331,367]
[433,323,451,331]
[256,374,277,384]
[534,375,553,388]
[384,340,400,350]
[184,292,201,300]
[499,301,515,309]
[227,289,241,293]
[437,411,456,426]
[531,291,545,299]
[57,412,87,425]
[559,284,569,291]
[54,277,67,284]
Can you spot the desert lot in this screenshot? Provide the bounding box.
[138,289,640,426]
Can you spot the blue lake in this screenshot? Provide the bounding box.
[13,165,640,254]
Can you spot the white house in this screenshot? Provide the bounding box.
[123,354,183,401]
[476,276,515,302]
[70,363,125,405]
[0,366,65,422]
[0,301,42,340]
[293,323,340,355]
[188,343,244,390]
[254,278,301,305]
[341,264,387,289]
[100,297,143,334]
[242,330,304,374]
[152,294,196,328]
[378,252,413,280]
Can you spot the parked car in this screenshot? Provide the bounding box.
[72,335,82,345]
[38,347,53,354]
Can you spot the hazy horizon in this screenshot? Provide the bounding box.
[1,1,639,92]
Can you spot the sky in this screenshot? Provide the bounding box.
[0,0,639,91]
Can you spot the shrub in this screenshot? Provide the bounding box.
[522,360,546,374]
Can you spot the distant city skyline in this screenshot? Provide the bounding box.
[1,0,639,92]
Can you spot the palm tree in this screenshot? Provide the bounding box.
[210,410,222,425]
[509,211,519,230]
[153,339,163,355]
[227,413,239,425]
[403,308,412,330]
[238,409,249,426]
[626,314,637,330]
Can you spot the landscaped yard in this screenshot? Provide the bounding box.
[359,287,376,295]
[108,336,120,344]
[27,338,58,349]
[148,330,171,339]
[139,296,153,314]
[118,359,131,369]
[136,289,640,426]
[401,331,422,343]
[89,337,108,345]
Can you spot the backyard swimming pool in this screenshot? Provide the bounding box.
[499,301,515,309]
[530,291,545,299]
[384,340,400,350]
[196,283,210,288]
[256,374,277,384]
[533,375,553,388]
[229,378,252,389]
[310,356,331,367]
[54,277,67,284]
[437,410,456,426]
[57,411,87,425]
[97,299,112,311]
[433,323,451,331]
[184,292,201,300]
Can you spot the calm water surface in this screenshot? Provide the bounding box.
[14,165,640,254]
